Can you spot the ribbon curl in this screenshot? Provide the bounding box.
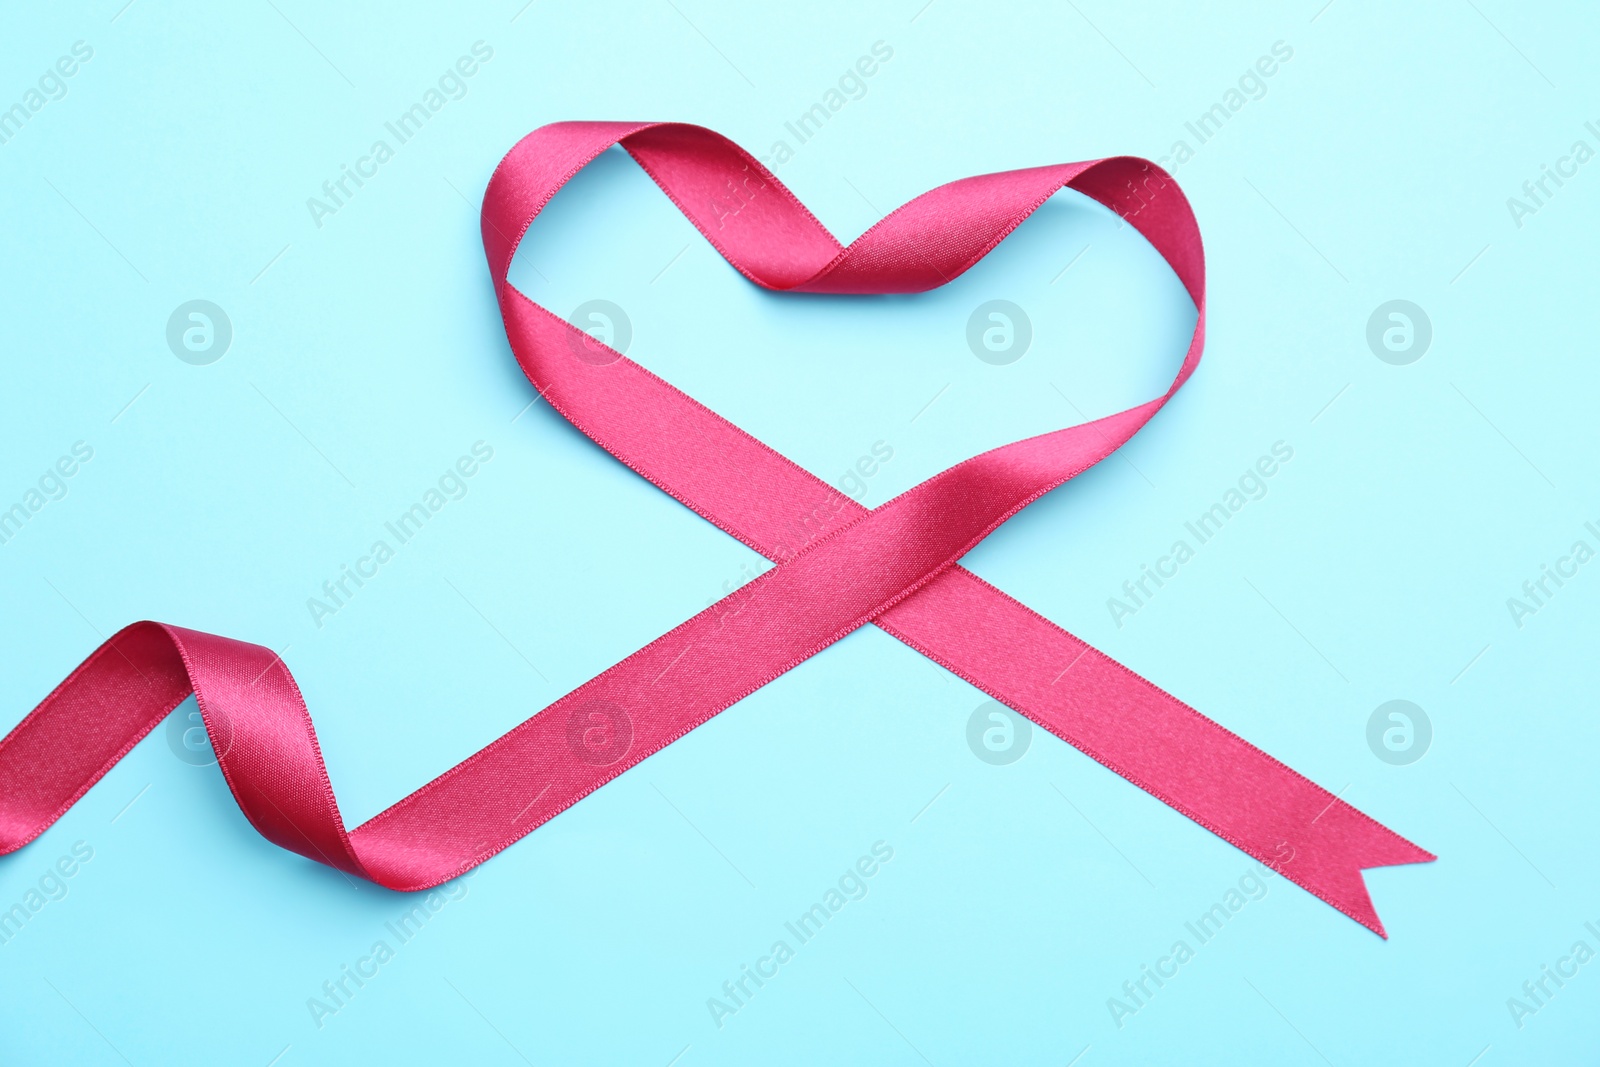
[0,122,1432,935]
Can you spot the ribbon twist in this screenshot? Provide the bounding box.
[0,122,1431,936]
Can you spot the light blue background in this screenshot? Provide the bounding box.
[3,1,1597,1063]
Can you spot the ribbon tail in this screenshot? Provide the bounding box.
[1286,798,1435,938]
[874,571,1434,937]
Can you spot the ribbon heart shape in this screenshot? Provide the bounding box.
[0,121,1432,936]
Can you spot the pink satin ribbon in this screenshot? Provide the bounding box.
[0,121,1431,936]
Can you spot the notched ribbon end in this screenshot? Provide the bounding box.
[1298,810,1435,939]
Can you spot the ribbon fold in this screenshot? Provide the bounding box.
[0,121,1431,936]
